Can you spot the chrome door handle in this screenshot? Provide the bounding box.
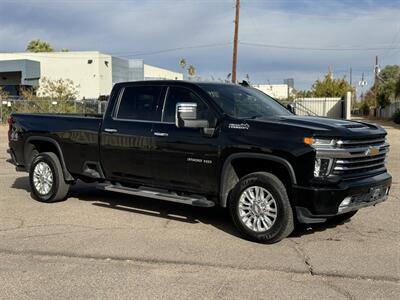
[104,128,118,133]
[154,132,168,137]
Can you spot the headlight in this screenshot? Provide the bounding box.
[314,158,333,177]
[304,137,336,147]
[313,139,336,147]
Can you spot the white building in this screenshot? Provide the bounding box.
[0,51,183,98]
[253,84,293,100]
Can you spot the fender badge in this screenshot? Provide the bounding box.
[228,123,250,130]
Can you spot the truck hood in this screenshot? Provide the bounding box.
[251,115,386,138]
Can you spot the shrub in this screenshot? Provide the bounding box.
[393,109,400,124]
[360,102,370,115]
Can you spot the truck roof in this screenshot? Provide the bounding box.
[113,80,236,88]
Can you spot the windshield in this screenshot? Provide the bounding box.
[198,83,292,119]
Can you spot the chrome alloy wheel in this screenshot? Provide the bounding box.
[238,186,278,232]
[33,162,54,195]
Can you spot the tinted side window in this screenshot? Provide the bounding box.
[162,87,208,123]
[116,86,162,121]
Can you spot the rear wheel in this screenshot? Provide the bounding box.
[229,172,294,243]
[29,152,70,203]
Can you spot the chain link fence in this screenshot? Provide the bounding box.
[0,99,108,123]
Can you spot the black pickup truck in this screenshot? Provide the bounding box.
[7,81,391,243]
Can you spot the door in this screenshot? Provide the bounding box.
[100,85,164,186]
[152,86,220,195]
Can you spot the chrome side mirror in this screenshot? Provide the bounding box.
[287,103,295,114]
[175,102,209,128]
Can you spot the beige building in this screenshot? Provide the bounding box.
[0,51,183,99]
[253,84,293,100]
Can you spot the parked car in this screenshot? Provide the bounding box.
[7,81,392,243]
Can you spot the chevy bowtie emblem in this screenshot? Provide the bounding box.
[365,146,380,156]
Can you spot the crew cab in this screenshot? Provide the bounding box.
[7,81,392,243]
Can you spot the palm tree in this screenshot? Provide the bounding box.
[26,39,54,53]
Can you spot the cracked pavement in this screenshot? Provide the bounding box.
[0,120,399,299]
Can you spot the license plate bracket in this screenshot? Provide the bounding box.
[368,185,386,202]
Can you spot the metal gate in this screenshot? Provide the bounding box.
[293,97,344,119]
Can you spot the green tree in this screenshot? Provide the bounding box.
[179,58,187,69]
[0,86,8,100]
[187,65,196,76]
[311,71,354,98]
[179,58,196,79]
[395,77,400,99]
[19,86,38,100]
[294,89,313,98]
[39,77,79,100]
[26,39,54,53]
[375,65,400,107]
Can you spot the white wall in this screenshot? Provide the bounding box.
[293,97,343,119]
[0,52,184,98]
[0,52,112,98]
[253,84,291,100]
[144,64,183,80]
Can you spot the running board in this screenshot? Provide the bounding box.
[97,183,215,208]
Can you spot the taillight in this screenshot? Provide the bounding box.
[7,116,13,141]
[7,116,13,126]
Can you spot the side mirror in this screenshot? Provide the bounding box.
[287,103,295,114]
[175,102,209,128]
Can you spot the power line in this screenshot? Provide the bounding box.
[118,42,232,57]
[240,41,400,51]
[0,42,232,59]
[381,25,400,60]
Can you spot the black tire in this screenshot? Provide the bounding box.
[328,210,358,224]
[29,152,70,203]
[229,172,294,243]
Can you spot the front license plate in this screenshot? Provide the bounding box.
[369,186,386,202]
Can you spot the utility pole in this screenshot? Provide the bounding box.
[374,55,379,86]
[349,67,353,107]
[231,0,240,84]
[374,55,379,107]
[359,72,367,101]
[349,67,352,86]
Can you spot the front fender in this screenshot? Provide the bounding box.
[219,152,297,207]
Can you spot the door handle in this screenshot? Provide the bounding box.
[154,132,169,137]
[104,128,118,133]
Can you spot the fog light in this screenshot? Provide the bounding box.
[339,196,352,212]
[314,158,332,177]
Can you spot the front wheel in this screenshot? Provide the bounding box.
[29,152,70,203]
[229,172,294,243]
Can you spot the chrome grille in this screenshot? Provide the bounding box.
[332,137,388,177]
[336,137,386,148]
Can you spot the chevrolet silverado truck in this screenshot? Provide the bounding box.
[7,81,392,243]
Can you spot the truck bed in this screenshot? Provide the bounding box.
[9,113,103,177]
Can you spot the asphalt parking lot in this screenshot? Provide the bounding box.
[0,120,399,299]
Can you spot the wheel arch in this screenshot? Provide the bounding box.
[25,136,74,182]
[219,153,297,207]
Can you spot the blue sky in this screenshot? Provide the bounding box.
[0,0,399,91]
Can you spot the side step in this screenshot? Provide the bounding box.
[97,183,215,208]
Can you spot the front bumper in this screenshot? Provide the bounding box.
[293,172,392,223]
